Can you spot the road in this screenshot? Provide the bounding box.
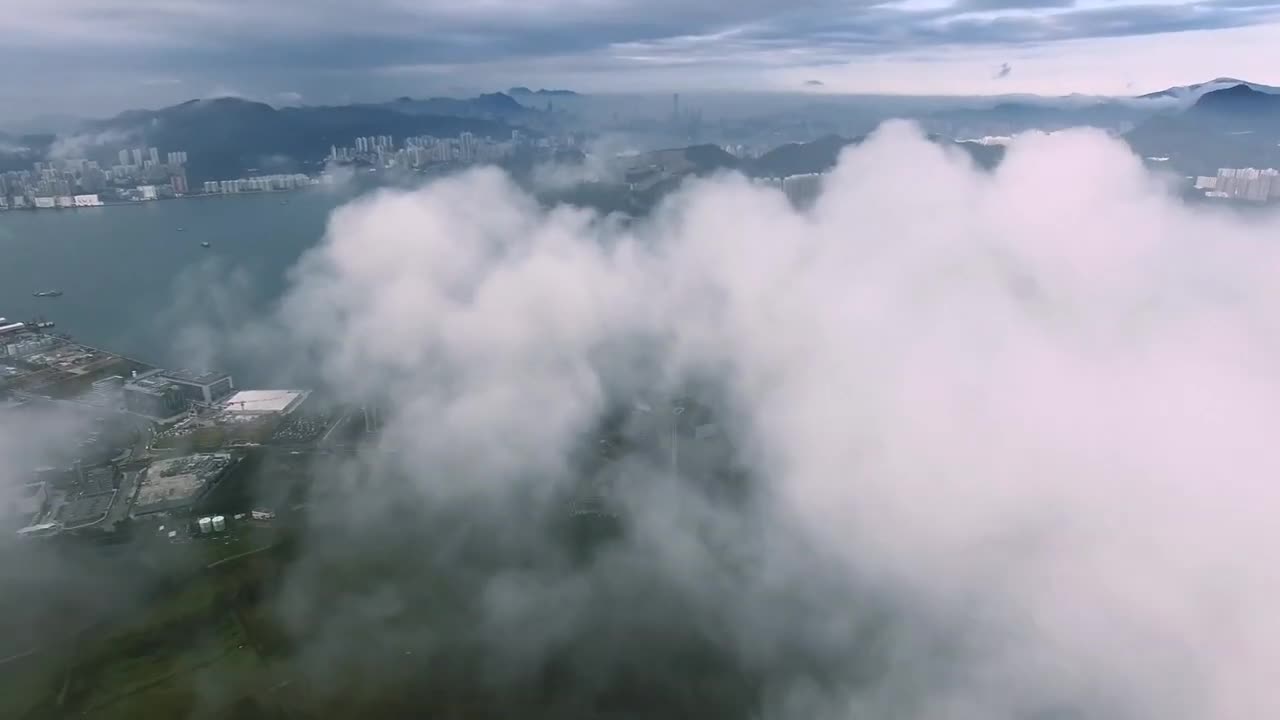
[99,469,142,531]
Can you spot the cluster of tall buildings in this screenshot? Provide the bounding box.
[0,145,191,210]
[1194,168,1280,202]
[200,174,314,195]
[354,135,394,154]
[328,131,524,168]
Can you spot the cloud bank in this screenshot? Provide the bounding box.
[2,0,1279,119]
[166,122,1280,714]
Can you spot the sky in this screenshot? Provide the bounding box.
[1,0,1279,122]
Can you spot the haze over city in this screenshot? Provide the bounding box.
[2,1,1280,719]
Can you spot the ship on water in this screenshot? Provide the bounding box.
[32,290,63,298]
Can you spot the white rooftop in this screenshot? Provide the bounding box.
[223,390,304,415]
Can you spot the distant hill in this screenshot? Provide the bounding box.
[919,100,1152,136]
[509,88,580,97]
[82,97,519,181]
[1188,83,1280,118]
[381,92,529,119]
[1126,84,1280,174]
[1137,77,1280,102]
[681,144,740,172]
[751,135,852,177]
[750,134,1005,177]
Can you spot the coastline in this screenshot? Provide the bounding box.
[0,184,320,213]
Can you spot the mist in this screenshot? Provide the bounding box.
[222,119,1280,718]
[6,117,1280,717]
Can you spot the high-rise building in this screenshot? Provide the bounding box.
[459,132,476,162]
[131,148,144,166]
[118,149,131,166]
[171,174,188,194]
[148,147,160,165]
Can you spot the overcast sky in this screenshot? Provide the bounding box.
[3,0,1279,122]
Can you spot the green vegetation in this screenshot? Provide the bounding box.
[0,519,293,720]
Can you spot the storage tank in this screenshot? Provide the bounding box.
[198,517,212,534]
[212,515,226,532]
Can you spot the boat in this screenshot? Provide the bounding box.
[32,290,63,298]
[200,241,211,248]
[177,227,185,232]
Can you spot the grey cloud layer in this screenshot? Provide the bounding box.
[4,0,1280,80]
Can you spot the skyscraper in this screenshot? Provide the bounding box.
[459,132,475,162]
[131,148,144,166]
[118,149,130,167]
[148,147,160,165]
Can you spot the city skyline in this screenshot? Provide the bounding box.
[1,1,1279,123]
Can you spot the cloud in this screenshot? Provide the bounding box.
[244,122,1280,716]
[1,0,1279,119]
[526,134,639,191]
[954,0,1076,9]
[994,62,1013,79]
[0,402,152,666]
[46,128,134,159]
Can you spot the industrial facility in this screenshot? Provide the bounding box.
[132,453,237,515]
[123,370,187,420]
[161,369,235,406]
[221,390,306,418]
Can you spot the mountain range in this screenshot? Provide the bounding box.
[376,92,531,119]
[621,134,1003,181]
[78,96,522,181]
[1126,83,1280,174]
[1136,77,1280,103]
[4,78,1279,185]
[509,88,580,98]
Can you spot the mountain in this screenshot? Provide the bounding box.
[509,87,580,97]
[751,135,852,177]
[1126,84,1280,174]
[382,92,529,119]
[919,99,1152,136]
[681,144,741,172]
[1137,77,1280,103]
[1188,83,1280,118]
[750,134,1005,177]
[82,97,519,181]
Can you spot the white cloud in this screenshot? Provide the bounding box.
[262,122,1280,716]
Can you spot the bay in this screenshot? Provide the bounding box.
[0,191,354,384]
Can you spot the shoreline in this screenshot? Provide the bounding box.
[0,185,320,213]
